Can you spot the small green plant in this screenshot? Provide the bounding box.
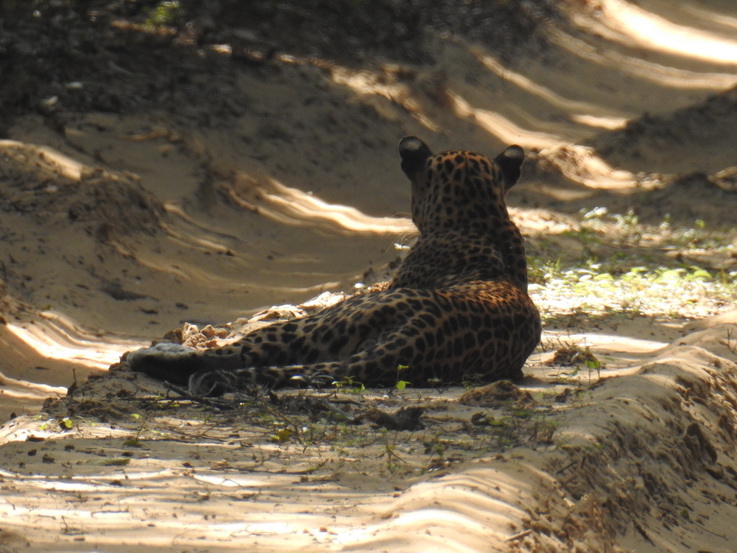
[40,417,74,432]
[395,365,411,391]
[123,413,150,448]
[333,376,365,393]
[544,338,604,387]
[271,427,294,443]
[146,1,182,27]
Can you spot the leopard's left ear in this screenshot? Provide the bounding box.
[494,145,525,188]
[399,136,433,179]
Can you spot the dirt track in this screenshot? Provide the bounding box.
[1,1,737,551]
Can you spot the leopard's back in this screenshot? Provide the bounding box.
[129,137,541,393]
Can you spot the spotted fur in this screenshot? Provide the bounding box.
[129,137,541,393]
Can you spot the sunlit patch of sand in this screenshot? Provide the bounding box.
[0,139,88,182]
[598,0,737,65]
[548,27,737,90]
[0,315,142,419]
[472,50,629,132]
[447,92,563,149]
[330,66,442,132]
[6,313,140,371]
[0,140,86,181]
[227,174,415,235]
[0,371,66,414]
[540,144,640,189]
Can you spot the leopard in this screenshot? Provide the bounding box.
[128,136,541,394]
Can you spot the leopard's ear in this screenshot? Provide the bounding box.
[494,145,525,188]
[399,136,433,178]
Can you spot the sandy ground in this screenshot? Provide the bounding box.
[2,0,737,551]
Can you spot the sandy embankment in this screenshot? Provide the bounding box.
[1,1,737,551]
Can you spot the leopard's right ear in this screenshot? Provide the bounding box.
[399,136,433,178]
[494,145,525,188]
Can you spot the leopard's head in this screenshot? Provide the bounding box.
[398,136,524,233]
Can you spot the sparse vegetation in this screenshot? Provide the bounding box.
[146,0,182,27]
[534,261,736,320]
[529,208,737,321]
